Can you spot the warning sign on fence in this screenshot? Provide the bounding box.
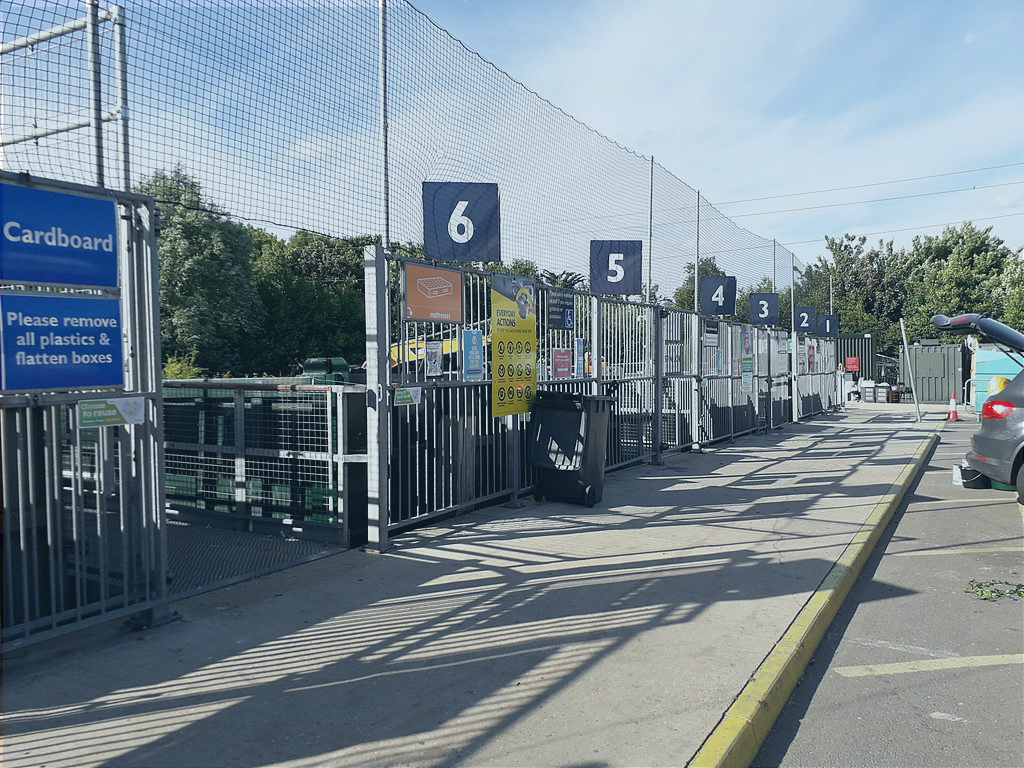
[491,274,536,417]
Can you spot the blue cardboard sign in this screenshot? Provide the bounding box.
[1,183,119,287]
[817,314,840,337]
[749,293,780,326]
[700,275,737,316]
[422,182,501,263]
[462,329,484,381]
[590,240,642,295]
[1,293,124,392]
[794,306,817,334]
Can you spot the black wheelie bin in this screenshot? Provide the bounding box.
[528,390,613,507]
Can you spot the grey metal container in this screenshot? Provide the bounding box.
[900,343,968,404]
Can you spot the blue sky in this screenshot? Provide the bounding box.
[409,0,1024,265]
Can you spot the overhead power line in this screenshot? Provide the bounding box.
[780,210,1024,246]
[716,161,1024,206]
[728,180,1024,219]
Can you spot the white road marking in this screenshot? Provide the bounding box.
[890,546,1023,557]
[930,711,968,723]
[853,638,960,659]
[835,654,1024,677]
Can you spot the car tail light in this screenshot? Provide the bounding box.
[981,400,1015,419]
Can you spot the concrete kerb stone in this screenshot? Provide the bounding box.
[688,421,943,768]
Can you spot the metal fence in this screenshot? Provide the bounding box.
[364,246,836,549]
[1,175,165,651]
[162,381,368,546]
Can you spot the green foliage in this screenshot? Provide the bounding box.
[492,258,541,279]
[249,229,371,373]
[162,351,205,379]
[137,168,265,375]
[540,269,588,290]
[822,223,1021,354]
[142,168,1021,377]
[965,579,1024,601]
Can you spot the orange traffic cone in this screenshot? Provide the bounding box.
[946,391,959,421]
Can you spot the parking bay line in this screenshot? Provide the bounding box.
[834,654,1024,678]
[890,546,1023,557]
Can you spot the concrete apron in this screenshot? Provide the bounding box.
[2,404,942,768]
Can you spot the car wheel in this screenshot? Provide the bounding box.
[1016,462,1023,505]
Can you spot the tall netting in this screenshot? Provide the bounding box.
[3,0,383,237]
[3,0,796,302]
[650,162,698,302]
[2,2,129,188]
[386,1,651,272]
[697,196,777,293]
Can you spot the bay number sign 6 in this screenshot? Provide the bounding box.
[422,182,501,263]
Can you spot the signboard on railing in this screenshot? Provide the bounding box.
[1,183,119,288]
[491,274,536,417]
[740,326,754,393]
[462,329,484,381]
[0,292,124,392]
[404,262,463,323]
[546,290,575,329]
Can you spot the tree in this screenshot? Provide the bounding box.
[903,223,1018,340]
[539,269,588,290]
[136,168,265,374]
[250,229,371,373]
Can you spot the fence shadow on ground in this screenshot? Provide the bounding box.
[0,409,933,768]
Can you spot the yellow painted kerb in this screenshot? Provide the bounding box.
[688,423,942,768]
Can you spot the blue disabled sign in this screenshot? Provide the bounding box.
[1,293,124,392]
[1,183,119,288]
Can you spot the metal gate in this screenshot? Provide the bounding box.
[1,174,166,650]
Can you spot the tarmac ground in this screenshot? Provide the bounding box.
[2,403,942,768]
[757,415,1024,768]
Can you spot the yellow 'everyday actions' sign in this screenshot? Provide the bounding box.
[491,274,536,417]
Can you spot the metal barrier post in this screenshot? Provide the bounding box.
[363,244,391,551]
[727,323,735,441]
[652,307,665,465]
[691,312,702,449]
[233,388,248,520]
[504,416,524,508]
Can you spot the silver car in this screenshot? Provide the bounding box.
[931,314,1024,503]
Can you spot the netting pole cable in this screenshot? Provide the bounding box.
[86,0,105,187]
[693,189,700,311]
[112,4,130,191]
[692,189,702,448]
[647,155,654,300]
[378,0,391,249]
[790,247,799,422]
[772,239,777,293]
